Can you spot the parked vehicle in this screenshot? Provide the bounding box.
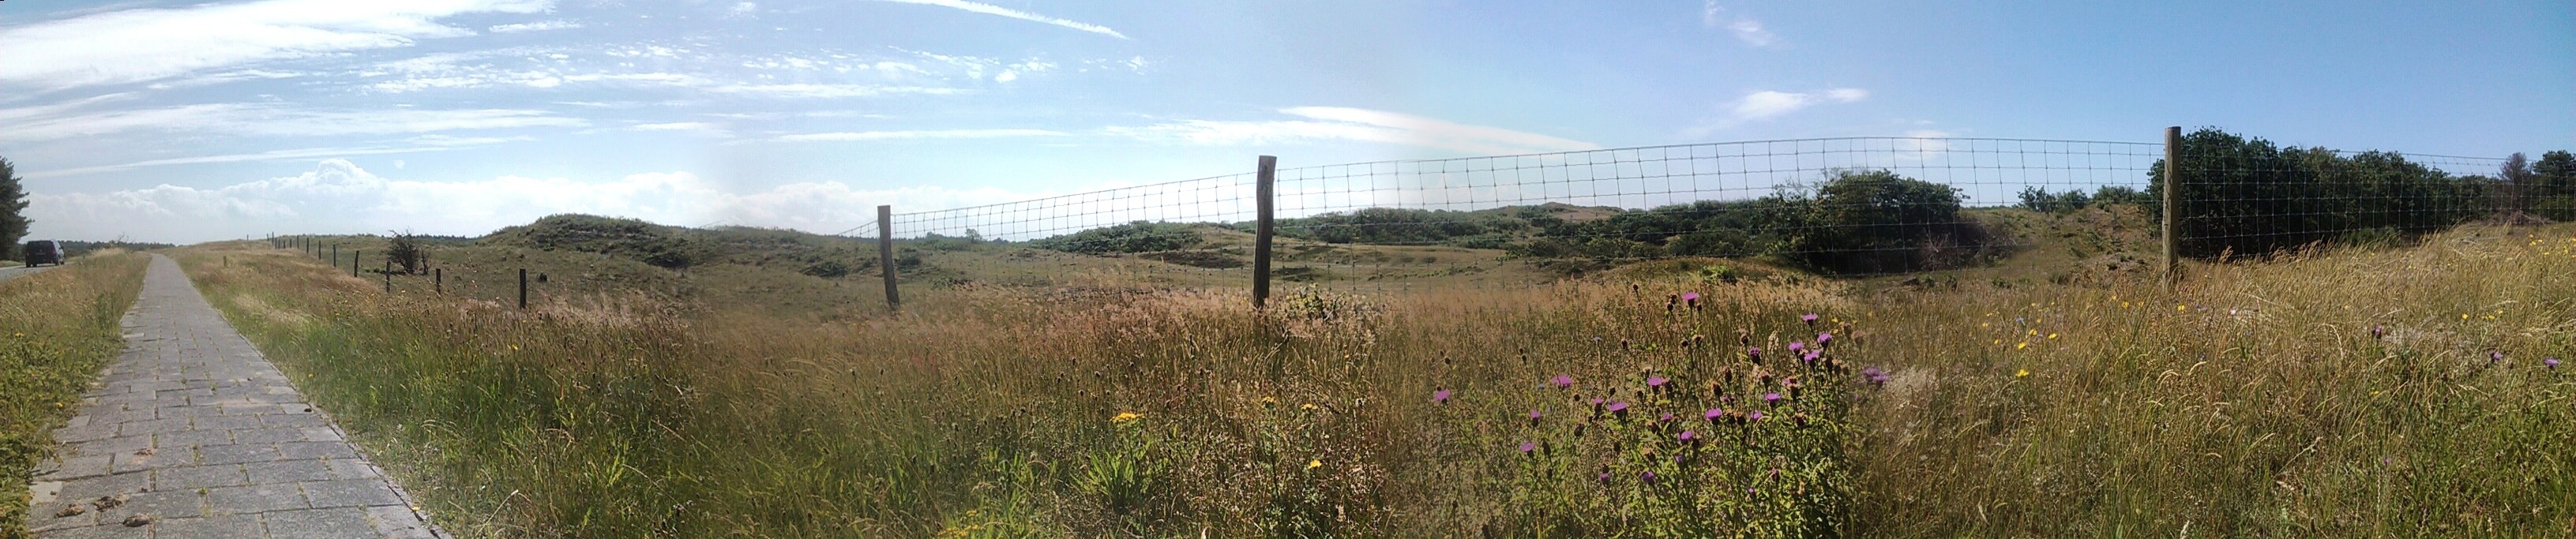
[21,240,63,267]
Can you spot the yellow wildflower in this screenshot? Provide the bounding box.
[1306,459,1322,470]
[2047,333,2059,339]
[2015,342,2030,350]
[2177,304,2187,312]
[2015,369,2031,378]
[1112,412,1143,423]
[1301,403,1316,410]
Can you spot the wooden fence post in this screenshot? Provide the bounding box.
[519,268,529,309]
[434,268,443,294]
[878,205,900,311]
[353,250,361,277]
[2162,125,2181,289]
[1253,155,1277,309]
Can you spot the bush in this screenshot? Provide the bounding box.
[2150,129,2488,258]
[1789,170,1972,274]
[1031,221,1204,255]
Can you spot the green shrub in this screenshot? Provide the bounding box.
[1031,221,1204,255]
[2149,129,2488,257]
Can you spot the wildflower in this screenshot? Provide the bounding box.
[1433,389,1452,404]
[2047,333,2059,339]
[2371,325,2385,339]
[1551,374,1575,388]
[2489,350,2504,362]
[1747,347,1762,360]
[1519,442,1537,454]
[1787,342,1805,353]
[1705,408,1724,421]
[1683,292,1701,310]
[2177,304,2187,312]
[1816,332,1834,346]
[1301,403,1316,410]
[2545,357,2560,369]
[1647,376,1669,388]
[1862,366,1891,385]
[1111,412,1143,423]
[1763,392,1781,403]
[1801,313,1819,325]
[1678,430,1698,444]
[1307,459,1322,470]
[2015,342,2029,350]
[1801,350,1820,364]
[2015,369,2031,378]
[1529,410,1543,421]
[1642,470,1656,482]
[1606,402,1630,414]
[1747,410,1764,421]
[1659,412,1675,423]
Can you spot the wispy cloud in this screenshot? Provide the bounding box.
[1701,2,1778,47]
[0,103,584,144]
[864,0,1129,39]
[0,0,551,92]
[1108,107,1601,155]
[27,159,1075,242]
[1726,88,1868,122]
[488,20,582,33]
[775,129,1065,142]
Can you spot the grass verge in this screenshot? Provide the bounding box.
[177,223,2576,537]
[0,253,148,538]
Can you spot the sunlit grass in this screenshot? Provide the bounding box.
[173,223,2576,537]
[0,253,148,538]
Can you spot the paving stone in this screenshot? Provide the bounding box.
[300,480,404,509]
[262,507,375,539]
[156,465,251,490]
[204,481,310,515]
[97,488,203,521]
[365,506,440,538]
[38,455,113,481]
[55,471,148,501]
[233,429,307,444]
[195,444,281,466]
[245,460,338,485]
[278,441,362,460]
[149,514,265,537]
[157,429,235,448]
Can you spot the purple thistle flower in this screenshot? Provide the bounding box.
[1659,412,1675,422]
[1642,470,1656,482]
[1747,346,1762,359]
[1606,401,1630,414]
[1598,472,1611,482]
[2490,350,2504,362]
[2545,357,2561,369]
[1529,410,1543,420]
[1551,374,1575,388]
[1816,332,1834,346]
[1802,350,1821,364]
[1681,292,1700,301]
[1788,342,1806,353]
[1647,376,1669,388]
[1590,397,1605,406]
[1705,408,1724,421]
[1433,389,1451,403]
[1748,410,1764,421]
[1519,441,1537,454]
[1763,392,1782,403]
[1678,430,1697,441]
[1861,366,1890,385]
[2370,325,2386,339]
[1801,313,1819,324]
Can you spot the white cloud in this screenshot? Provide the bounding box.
[1107,107,1600,155]
[0,0,552,92]
[1724,88,1868,123]
[864,0,1129,39]
[712,84,967,99]
[1701,2,1777,47]
[0,103,584,144]
[633,122,731,137]
[26,159,1081,242]
[775,129,1065,142]
[488,20,582,33]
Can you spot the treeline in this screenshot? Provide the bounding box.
[1023,129,2571,275]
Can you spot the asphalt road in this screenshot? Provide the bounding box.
[0,264,56,283]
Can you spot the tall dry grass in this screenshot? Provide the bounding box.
[0,253,148,538]
[172,224,2576,537]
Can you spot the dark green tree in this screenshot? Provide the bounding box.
[1791,169,1966,274]
[2536,150,2576,197]
[0,158,28,261]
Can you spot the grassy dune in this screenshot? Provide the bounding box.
[173,222,2575,537]
[0,253,148,538]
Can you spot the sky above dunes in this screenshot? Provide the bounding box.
[3,0,2570,243]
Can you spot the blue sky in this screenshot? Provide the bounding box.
[3,0,2570,243]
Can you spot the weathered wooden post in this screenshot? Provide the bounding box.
[1252,155,1277,309]
[2162,126,2181,289]
[519,268,529,309]
[434,268,443,294]
[878,205,900,311]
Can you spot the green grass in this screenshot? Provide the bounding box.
[178,218,2576,537]
[0,253,148,539]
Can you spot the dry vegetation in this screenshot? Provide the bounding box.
[168,218,2576,537]
[0,253,147,538]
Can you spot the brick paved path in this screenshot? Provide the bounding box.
[22,255,441,538]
